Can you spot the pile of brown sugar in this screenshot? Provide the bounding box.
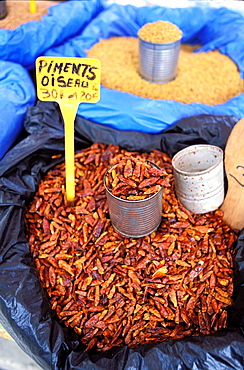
[87,37,244,105]
[138,20,182,43]
[0,0,60,30]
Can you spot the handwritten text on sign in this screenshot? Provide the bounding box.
[36,56,101,103]
[35,56,101,203]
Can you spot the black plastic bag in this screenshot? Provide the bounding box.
[0,101,244,370]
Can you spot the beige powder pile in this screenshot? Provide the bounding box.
[0,0,61,29]
[87,37,244,105]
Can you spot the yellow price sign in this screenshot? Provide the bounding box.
[36,56,101,203]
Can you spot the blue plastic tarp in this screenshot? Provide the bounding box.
[0,0,103,69]
[1,0,244,155]
[0,0,103,160]
[0,61,35,159]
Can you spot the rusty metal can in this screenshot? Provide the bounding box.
[172,144,224,214]
[104,161,163,238]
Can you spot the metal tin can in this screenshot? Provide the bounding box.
[104,162,163,238]
[172,144,224,214]
[0,0,7,20]
[138,37,181,84]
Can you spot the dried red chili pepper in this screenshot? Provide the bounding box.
[105,157,168,200]
[25,142,237,352]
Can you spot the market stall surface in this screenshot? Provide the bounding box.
[0,324,42,370]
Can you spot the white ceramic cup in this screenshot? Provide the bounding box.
[172,144,224,214]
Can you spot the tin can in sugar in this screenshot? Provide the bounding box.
[172,144,224,214]
[138,37,181,84]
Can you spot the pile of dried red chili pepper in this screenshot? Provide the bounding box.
[105,156,169,200]
[25,143,237,351]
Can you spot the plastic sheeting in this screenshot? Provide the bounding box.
[0,61,35,160]
[1,0,244,141]
[0,0,103,160]
[0,0,103,69]
[0,102,244,370]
